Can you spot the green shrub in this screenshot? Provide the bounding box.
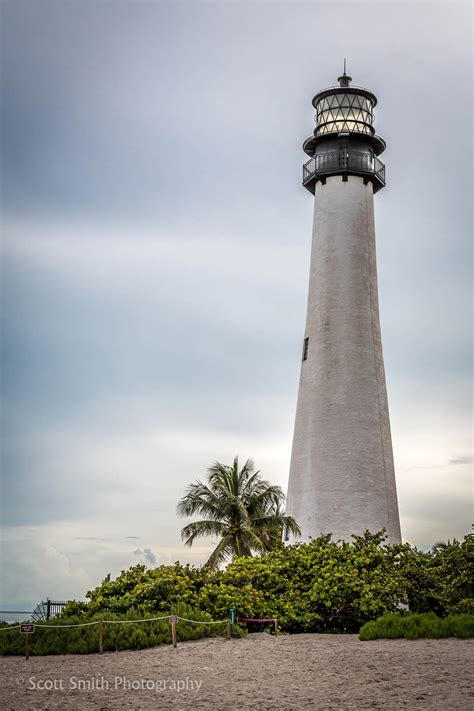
[0,603,232,656]
[359,612,474,640]
[397,535,473,615]
[450,598,474,615]
[63,531,421,634]
[24,532,473,642]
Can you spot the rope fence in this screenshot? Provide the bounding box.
[0,625,22,632]
[176,617,227,625]
[0,615,228,631]
[238,617,278,633]
[102,615,170,625]
[31,620,102,629]
[0,613,243,658]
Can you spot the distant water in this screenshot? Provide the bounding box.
[0,612,33,624]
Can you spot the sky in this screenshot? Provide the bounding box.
[0,0,472,612]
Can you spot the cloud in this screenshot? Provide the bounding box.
[75,537,112,542]
[143,549,156,565]
[449,456,473,466]
[0,0,472,607]
[0,522,214,609]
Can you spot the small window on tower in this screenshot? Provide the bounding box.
[302,337,309,361]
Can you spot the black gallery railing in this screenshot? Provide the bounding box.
[303,151,385,186]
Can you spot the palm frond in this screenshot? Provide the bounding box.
[180,520,228,547]
[203,534,234,571]
[176,481,221,518]
[240,526,267,555]
[253,513,301,537]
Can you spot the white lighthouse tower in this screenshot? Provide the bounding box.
[286,68,401,544]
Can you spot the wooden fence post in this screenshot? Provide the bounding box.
[171,620,177,648]
[98,621,104,654]
[226,620,232,640]
[20,624,34,660]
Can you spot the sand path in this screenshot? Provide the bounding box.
[1,633,472,709]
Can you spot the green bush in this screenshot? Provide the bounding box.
[397,536,474,615]
[359,612,474,640]
[29,532,473,642]
[62,531,417,634]
[0,603,238,656]
[450,598,474,615]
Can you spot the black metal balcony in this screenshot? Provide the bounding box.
[303,150,385,194]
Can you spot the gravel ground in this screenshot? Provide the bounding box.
[0,633,472,710]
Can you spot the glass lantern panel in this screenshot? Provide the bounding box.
[315,92,374,134]
[338,95,351,107]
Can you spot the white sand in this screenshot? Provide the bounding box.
[1,633,472,709]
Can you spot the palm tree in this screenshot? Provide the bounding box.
[431,539,459,553]
[177,456,300,570]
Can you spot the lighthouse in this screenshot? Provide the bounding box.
[286,67,402,544]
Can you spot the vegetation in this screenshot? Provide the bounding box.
[177,457,300,569]
[359,612,474,640]
[396,534,473,615]
[0,603,241,656]
[61,532,474,634]
[2,533,471,654]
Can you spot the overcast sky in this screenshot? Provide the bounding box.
[1,0,472,611]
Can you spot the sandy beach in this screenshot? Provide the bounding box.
[1,633,472,710]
